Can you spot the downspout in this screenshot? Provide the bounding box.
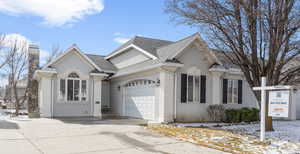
[92,78,94,116]
[174,71,177,121]
[51,78,54,118]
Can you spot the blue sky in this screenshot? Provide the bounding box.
[0,0,198,62]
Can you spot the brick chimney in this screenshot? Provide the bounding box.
[27,43,40,113]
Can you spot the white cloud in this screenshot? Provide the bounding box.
[2,33,50,63]
[114,37,130,44]
[2,33,29,49]
[0,0,104,26]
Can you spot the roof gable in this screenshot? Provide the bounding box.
[157,33,222,65]
[43,45,104,72]
[105,36,173,60]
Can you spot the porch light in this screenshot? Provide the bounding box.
[156,79,160,86]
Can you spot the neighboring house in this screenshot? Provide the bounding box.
[34,33,299,122]
[0,87,5,106]
[4,77,28,109]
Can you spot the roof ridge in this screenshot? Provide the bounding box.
[157,32,199,50]
[85,53,105,57]
[133,35,174,43]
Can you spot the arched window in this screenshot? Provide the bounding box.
[59,72,87,102]
[68,72,79,78]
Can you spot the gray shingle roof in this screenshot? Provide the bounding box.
[85,54,117,72]
[107,36,173,58]
[157,33,198,61]
[86,34,240,77]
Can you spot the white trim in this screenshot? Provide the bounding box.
[58,72,89,103]
[167,34,223,65]
[90,73,108,77]
[209,67,243,75]
[36,69,57,74]
[111,62,183,78]
[43,45,107,73]
[105,44,157,60]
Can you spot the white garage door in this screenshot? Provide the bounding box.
[124,80,156,120]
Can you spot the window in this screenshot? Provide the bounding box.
[59,79,66,101]
[223,79,242,104]
[81,80,87,101]
[181,74,206,103]
[59,72,88,102]
[194,76,200,102]
[188,75,194,102]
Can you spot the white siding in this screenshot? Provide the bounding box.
[51,50,94,117]
[175,43,258,122]
[101,81,110,107]
[110,48,150,69]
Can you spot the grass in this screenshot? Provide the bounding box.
[147,124,270,154]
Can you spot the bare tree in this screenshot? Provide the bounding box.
[165,0,300,131]
[0,35,8,69]
[1,39,28,116]
[45,44,62,65]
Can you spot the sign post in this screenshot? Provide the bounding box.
[260,77,266,141]
[253,77,292,142]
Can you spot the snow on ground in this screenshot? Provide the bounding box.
[0,109,29,121]
[174,120,300,143]
[172,121,300,153]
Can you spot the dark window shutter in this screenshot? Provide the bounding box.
[200,75,206,103]
[223,79,228,104]
[181,74,187,103]
[238,80,243,104]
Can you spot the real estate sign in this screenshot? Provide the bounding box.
[268,90,290,117]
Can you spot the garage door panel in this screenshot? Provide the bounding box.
[124,80,156,120]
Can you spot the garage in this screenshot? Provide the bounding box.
[124,79,156,120]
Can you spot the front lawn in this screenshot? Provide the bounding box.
[147,121,300,154]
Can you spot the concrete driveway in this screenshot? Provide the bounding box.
[0,117,225,154]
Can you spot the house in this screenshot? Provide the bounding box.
[34,33,300,122]
[4,77,28,109]
[0,87,5,106]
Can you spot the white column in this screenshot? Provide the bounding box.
[93,77,102,118]
[159,67,176,123]
[211,72,223,105]
[39,77,52,117]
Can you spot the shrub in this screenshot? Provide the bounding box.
[251,108,260,121]
[207,104,225,122]
[225,109,241,123]
[240,108,253,122]
[1,105,7,109]
[225,107,260,123]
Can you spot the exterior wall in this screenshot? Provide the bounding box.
[291,90,300,120]
[296,91,300,119]
[175,44,214,122]
[39,77,53,117]
[110,68,160,121]
[175,43,258,122]
[221,73,258,109]
[101,81,110,107]
[50,50,95,117]
[109,48,150,69]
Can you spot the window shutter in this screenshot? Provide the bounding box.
[200,75,206,103]
[238,80,243,104]
[181,74,187,103]
[223,79,228,104]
